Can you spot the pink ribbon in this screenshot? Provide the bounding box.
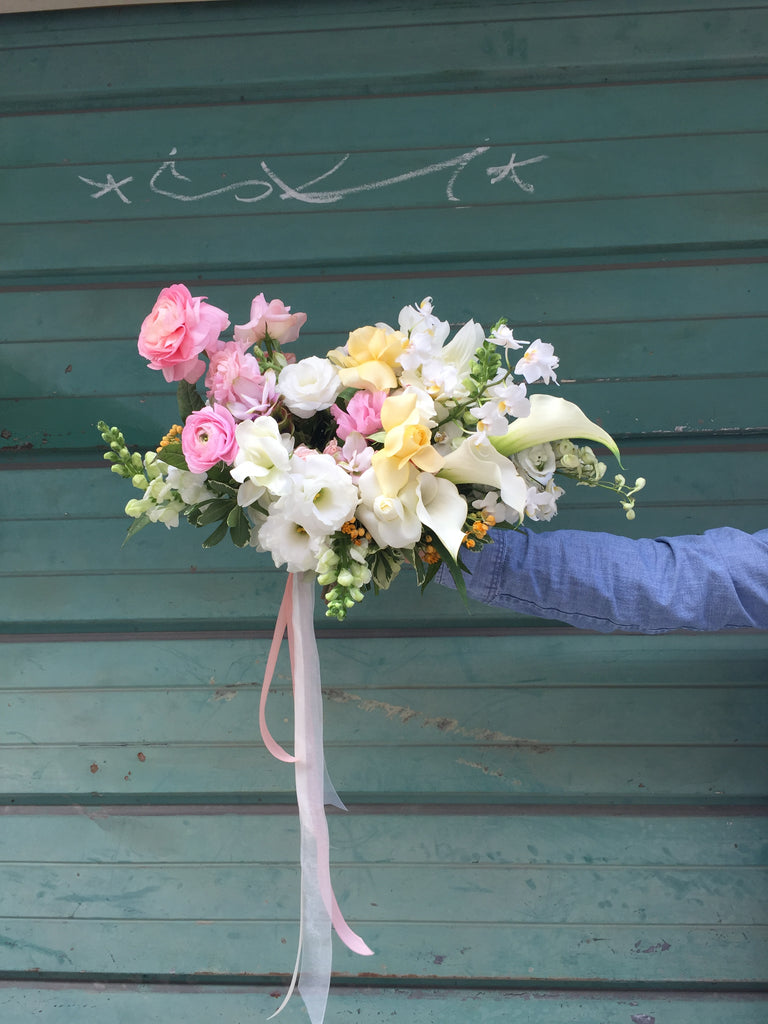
[260,573,373,1024]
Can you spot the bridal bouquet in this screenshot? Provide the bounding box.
[99,285,642,619]
[98,285,643,1024]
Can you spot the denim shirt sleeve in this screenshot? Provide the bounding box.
[437,527,768,633]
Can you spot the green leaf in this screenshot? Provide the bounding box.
[228,506,251,547]
[202,519,229,548]
[121,514,151,546]
[209,479,239,497]
[176,380,205,421]
[196,498,233,526]
[156,441,189,471]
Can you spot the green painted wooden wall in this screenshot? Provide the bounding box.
[1,1,767,1020]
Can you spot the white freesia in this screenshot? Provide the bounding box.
[232,415,294,507]
[490,394,621,462]
[439,433,527,521]
[278,356,342,417]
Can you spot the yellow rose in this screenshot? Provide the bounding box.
[373,391,443,494]
[327,325,406,392]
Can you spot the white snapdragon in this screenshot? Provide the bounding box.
[278,356,342,417]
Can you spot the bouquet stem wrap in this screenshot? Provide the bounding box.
[261,573,374,1024]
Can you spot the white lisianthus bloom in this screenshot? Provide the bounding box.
[256,511,325,572]
[278,356,342,417]
[515,442,556,485]
[525,481,564,521]
[439,433,527,521]
[283,450,358,536]
[514,338,559,385]
[231,415,294,507]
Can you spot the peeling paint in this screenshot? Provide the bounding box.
[456,757,503,778]
[324,688,551,751]
[630,1015,656,1024]
[212,687,238,701]
[631,939,671,954]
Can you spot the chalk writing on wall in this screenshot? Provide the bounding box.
[78,146,548,207]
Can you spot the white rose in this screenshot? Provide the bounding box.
[278,357,342,417]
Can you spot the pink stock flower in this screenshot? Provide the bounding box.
[234,293,307,348]
[181,405,239,473]
[137,284,229,384]
[331,389,386,441]
[205,343,280,421]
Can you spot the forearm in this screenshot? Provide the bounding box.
[438,527,768,633]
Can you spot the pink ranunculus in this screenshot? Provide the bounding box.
[331,389,386,441]
[138,284,230,384]
[181,405,239,473]
[205,343,280,421]
[233,293,307,348]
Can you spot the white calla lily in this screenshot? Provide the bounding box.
[490,394,621,463]
[438,434,527,521]
[416,473,468,561]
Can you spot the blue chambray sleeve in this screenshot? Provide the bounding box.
[437,527,768,633]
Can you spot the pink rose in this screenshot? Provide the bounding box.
[233,293,307,348]
[181,405,239,473]
[205,343,280,421]
[138,284,230,384]
[331,389,386,440]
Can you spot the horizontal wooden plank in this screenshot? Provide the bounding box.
[4,79,768,171]
[5,194,768,281]
[2,634,766,691]
[2,684,765,746]
[5,133,767,225]
[3,264,766,344]
[0,918,765,982]
[0,985,766,1024]
[0,741,764,801]
[3,985,768,1024]
[2,810,764,868]
[0,812,764,982]
[3,7,766,113]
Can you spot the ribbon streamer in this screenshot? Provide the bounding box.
[262,573,373,1024]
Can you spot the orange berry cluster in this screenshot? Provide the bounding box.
[156,424,183,452]
[418,534,441,565]
[341,519,372,546]
[462,511,497,549]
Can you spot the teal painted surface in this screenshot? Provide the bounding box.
[1,0,767,1018]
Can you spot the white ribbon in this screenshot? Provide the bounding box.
[264,573,373,1024]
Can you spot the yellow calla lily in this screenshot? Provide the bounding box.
[490,394,622,464]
